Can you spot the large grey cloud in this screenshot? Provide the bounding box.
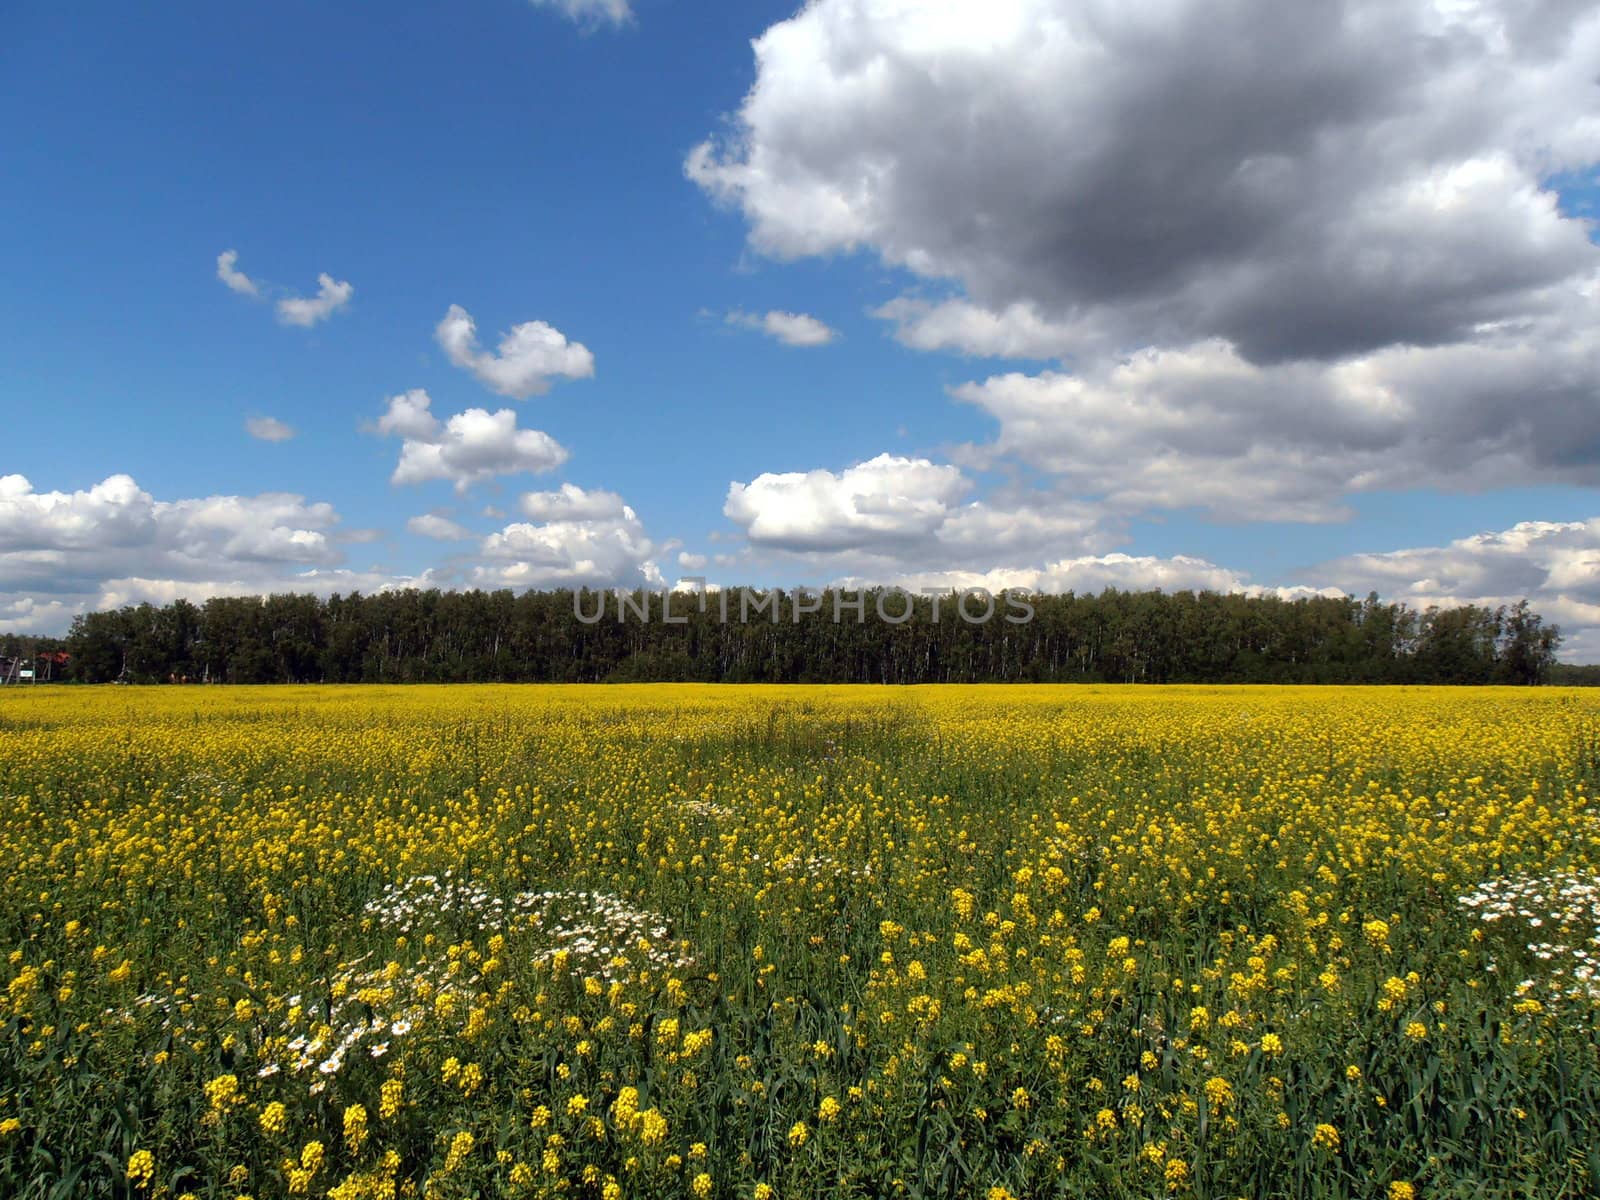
[952,308,1600,520]
[690,0,1600,522]
[690,0,1599,364]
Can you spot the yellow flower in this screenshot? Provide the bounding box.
[259,1102,288,1136]
[379,1078,404,1120]
[693,1172,714,1197]
[1204,1077,1234,1109]
[444,1130,474,1173]
[640,1109,668,1146]
[788,1121,810,1148]
[1311,1123,1340,1152]
[343,1104,368,1154]
[126,1150,155,1190]
[204,1073,242,1113]
[1388,1183,1416,1200]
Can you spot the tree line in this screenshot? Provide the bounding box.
[36,586,1563,686]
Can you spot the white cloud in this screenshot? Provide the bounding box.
[1309,518,1600,659]
[217,251,353,327]
[519,482,628,522]
[370,390,567,492]
[0,473,371,632]
[678,551,708,570]
[216,249,259,296]
[874,297,1088,360]
[436,304,595,399]
[726,454,970,553]
[373,389,441,440]
[87,569,420,611]
[407,514,473,541]
[245,416,295,442]
[394,414,568,492]
[476,484,661,589]
[528,0,632,29]
[0,472,673,635]
[883,554,1258,598]
[727,309,838,347]
[724,452,1110,574]
[0,594,75,636]
[277,273,354,327]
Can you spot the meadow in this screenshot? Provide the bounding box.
[1,684,1598,1199]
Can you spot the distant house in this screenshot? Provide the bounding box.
[0,651,69,683]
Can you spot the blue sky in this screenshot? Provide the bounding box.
[4,0,1600,654]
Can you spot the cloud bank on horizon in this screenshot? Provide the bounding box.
[5,0,1600,657]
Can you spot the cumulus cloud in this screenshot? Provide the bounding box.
[217,251,353,327]
[90,569,431,614]
[406,513,474,541]
[216,249,258,296]
[726,454,970,553]
[528,0,632,28]
[1304,518,1600,657]
[436,304,595,399]
[0,470,675,634]
[727,309,838,347]
[0,473,374,631]
[519,482,629,522]
[277,273,354,327]
[245,416,295,442]
[0,594,75,636]
[724,452,1111,576]
[475,484,661,589]
[874,297,1088,360]
[953,314,1600,521]
[691,0,1600,518]
[884,554,1258,598]
[372,390,569,491]
[370,389,439,441]
[691,0,1599,361]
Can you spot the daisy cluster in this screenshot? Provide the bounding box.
[1459,872,1600,998]
[364,873,693,979]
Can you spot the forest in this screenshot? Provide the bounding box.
[10,586,1563,686]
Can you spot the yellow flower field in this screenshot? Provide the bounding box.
[2,685,1598,1198]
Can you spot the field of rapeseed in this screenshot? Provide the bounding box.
[2,685,1599,1200]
